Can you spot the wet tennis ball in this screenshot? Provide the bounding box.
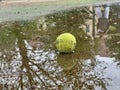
[109,25,116,31]
[56,33,76,53]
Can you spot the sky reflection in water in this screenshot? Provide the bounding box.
[0,6,120,90]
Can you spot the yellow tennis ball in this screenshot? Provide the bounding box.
[56,33,76,53]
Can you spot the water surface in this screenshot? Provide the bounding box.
[0,7,120,90]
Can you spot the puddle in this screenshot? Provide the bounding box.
[0,4,120,90]
[94,56,120,90]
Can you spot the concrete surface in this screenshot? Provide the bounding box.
[0,0,120,22]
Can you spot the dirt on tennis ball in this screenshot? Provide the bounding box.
[56,33,76,53]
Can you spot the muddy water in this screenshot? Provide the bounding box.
[0,7,120,90]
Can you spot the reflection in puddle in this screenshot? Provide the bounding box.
[0,4,120,90]
[94,56,120,90]
[57,54,78,71]
[1,50,120,90]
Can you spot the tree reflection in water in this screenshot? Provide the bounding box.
[0,22,109,90]
[0,7,116,90]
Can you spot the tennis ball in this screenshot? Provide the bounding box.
[109,25,116,31]
[56,33,76,53]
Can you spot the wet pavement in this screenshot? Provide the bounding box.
[0,5,120,90]
[0,0,120,22]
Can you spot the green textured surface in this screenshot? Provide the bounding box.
[56,33,76,52]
